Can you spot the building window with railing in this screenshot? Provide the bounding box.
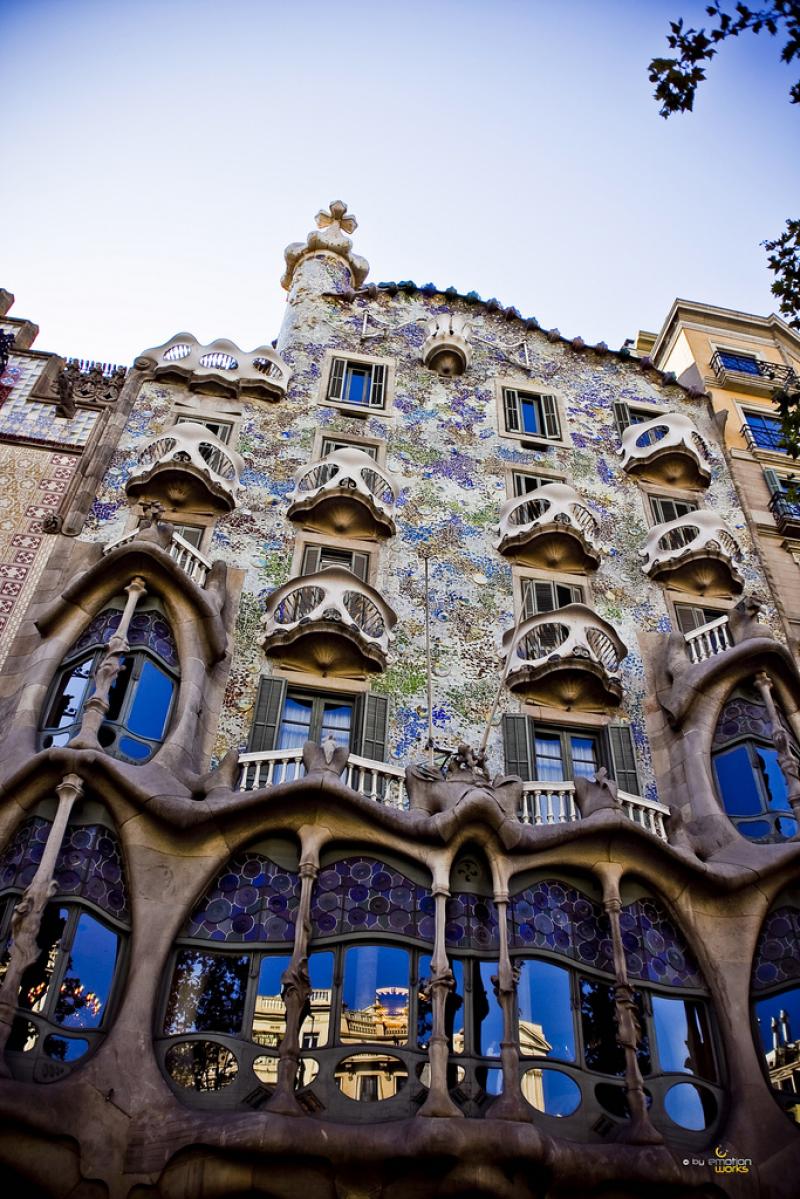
[742,411,787,453]
[502,716,640,795]
[247,677,388,765]
[39,601,179,763]
[521,578,584,620]
[718,351,761,375]
[0,808,129,1081]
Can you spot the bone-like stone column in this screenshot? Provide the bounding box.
[596,863,662,1144]
[754,670,800,824]
[487,891,531,1121]
[70,576,148,750]
[266,832,323,1115]
[0,773,84,1075]
[418,882,463,1118]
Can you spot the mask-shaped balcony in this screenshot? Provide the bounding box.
[287,448,399,539]
[620,413,711,489]
[502,603,627,711]
[126,422,244,513]
[262,567,396,676]
[495,483,600,571]
[135,334,292,402]
[641,510,743,596]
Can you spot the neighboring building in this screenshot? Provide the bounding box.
[645,299,800,652]
[0,207,800,1197]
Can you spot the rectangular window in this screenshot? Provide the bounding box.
[171,523,204,549]
[502,716,639,792]
[277,690,355,752]
[719,351,760,375]
[301,544,370,582]
[744,412,786,452]
[502,388,560,441]
[522,578,584,620]
[612,402,657,436]
[176,416,233,444]
[247,678,389,764]
[320,436,379,461]
[511,471,562,497]
[328,358,387,409]
[650,496,698,525]
[674,603,725,634]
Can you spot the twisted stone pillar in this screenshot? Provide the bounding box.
[754,670,800,824]
[596,864,662,1144]
[0,773,84,1075]
[70,576,147,750]
[418,883,462,1118]
[266,841,320,1115]
[488,892,530,1121]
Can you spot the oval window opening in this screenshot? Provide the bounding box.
[43,1034,89,1062]
[253,1055,319,1088]
[523,1067,581,1116]
[165,1041,239,1091]
[664,1081,717,1130]
[334,1053,408,1101]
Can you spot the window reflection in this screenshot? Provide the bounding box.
[416,955,464,1054]
[474,961,503,1058]
[18,905,67,1015]
[334,1052,408,1101]
[517,959,575,1062]
[55,913,119,1029]
[341,945,409,1046]
[301,951,334,1049]
[251,954,290,1050]
[651,995,716,1080]
[165,1041,239,1091]
[163,949,249,1035]
[579,977,650,1077]
[754,985,800,1113]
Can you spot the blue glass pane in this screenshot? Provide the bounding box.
[117,736,153,760]
[320,702,353,747]
[418,955,464,1053]
[522,1067,581,1116]
[753,909,800,991]
[46,657,93,729]
[341,945,409,1042]
[302,951,335,1048]
[43,1034,89,1062]
[126,660,173,739]
[477,961,503,1057]
[479,1066,503,1095]
[571,736,597,779]
[747,415,785,452]
[55,913,119,1029]
[520,397,541,435]
[713,745,763,816]
[757,747,792,813]
[739,819,772,841]
[664,1081,714,1130]
[652,996,696,1075]
[754,986,800,1055]
[719,352,760,374]
[277,696,313,750]
[164,949,250,1034]
[252,954,291,1048]
[345,367,370,405]
[777,816,798,838]
[517,959,575,1061]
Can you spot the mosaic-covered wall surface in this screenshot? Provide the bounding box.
[79,256,779,804]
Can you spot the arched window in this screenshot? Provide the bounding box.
[712,686,799,842]
[0,805,129,1081]
[507,877,723,1142]
[40,601,179,763]
[751,896,800,1123]
[158,837,303,1105]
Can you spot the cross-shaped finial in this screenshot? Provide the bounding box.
[315,200,358,235]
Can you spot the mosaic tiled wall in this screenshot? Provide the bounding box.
[80,269,779,803]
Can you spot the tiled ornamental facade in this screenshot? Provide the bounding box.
[0,209,799,1197]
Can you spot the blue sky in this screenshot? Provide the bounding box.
[2,0,798,366]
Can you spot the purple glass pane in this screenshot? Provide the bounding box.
[70,609,122,656]
[0,817,129,920]
[752,906,800,991]
[67,607,179,670]
[186,852,300,944]
[712,693,792,748]
[310,857,432,943]
[508,880,614,974]
[621,898,702,988]
[445,893,500,950]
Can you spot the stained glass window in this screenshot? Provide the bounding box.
[620,897,702,989]
[508,879,614,974]
[752,906,800,991]
[185,851,300,944]
[310,857,434,943]
[444,892,499,951]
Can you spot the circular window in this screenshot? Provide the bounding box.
[165,1041,238,1091]
[664,1081,717,1130]
[334,1053,407,1101]
[523,1067,581,1116]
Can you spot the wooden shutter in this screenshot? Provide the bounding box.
[613,401,631,437]
[502,714,534,780]
[328,358,345,400]
[248,677,287,751]
[370,363,386,408]
[301,545,321,576]
[608,724,640,795]
[763,468,784,495]
[541,394,560,439]
[359,693,389,762]
[350,551,370,582]
[503,389,521,433]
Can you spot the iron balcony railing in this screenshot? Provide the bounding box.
[711,351,797,389]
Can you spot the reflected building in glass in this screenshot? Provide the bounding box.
[1,212,800,1195]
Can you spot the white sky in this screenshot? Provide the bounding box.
[2,0,798,366]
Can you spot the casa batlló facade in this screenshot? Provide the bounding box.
[0,205,799,1198]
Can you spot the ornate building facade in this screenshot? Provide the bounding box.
[0,205,799,1198]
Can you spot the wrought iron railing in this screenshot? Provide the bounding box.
[712,351,796,388]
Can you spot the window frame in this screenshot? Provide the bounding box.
[292,533,377,588]
[319,351,395,417]
[648,494,699,526]
[740,406,787,455]
[313,428,385,466]
[512,567,587,625]
[506,468,566,499]
[494,376,567,447]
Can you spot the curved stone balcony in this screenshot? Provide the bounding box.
[641,510,744,596]
[287,448,398,539]
[126,421,244,513]
[496,483,600,571]
[134,334,291,402]
[421,313,472,377]
[502,603,627,711]
[620,413,711,489]
[262,567,396,675]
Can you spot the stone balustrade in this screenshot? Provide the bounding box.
[126,421,244,513]
[262,567,397,675]
[683,614,733,663]
[502,603,627,710]
[103,526,213,587]
[620,412,711,488]
[287,447,399,539]
[496,483,600,570]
